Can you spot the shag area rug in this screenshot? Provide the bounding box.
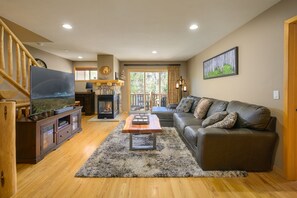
[75,121,247,178]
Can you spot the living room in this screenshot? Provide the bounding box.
[1,0,297,197]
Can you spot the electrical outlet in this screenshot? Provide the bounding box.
[273,90,280,100]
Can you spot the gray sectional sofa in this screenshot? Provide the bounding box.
[151,96,278,171]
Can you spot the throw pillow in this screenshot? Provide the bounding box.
[176,98,194,112]
[194,98,213,119]
[202,111,228,128]
[206,112,238,129]
[187,96,201,113]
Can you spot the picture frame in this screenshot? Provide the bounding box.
[203,47,238,79]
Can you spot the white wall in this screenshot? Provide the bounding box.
[26,45,72,73]
[187,0,297,174]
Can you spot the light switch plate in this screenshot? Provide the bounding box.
[273,90,280,100]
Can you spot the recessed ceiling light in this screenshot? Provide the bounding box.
[152,50,157,54]
[189,24,198,30]
[62,24,73,29]
[78,56,83,59]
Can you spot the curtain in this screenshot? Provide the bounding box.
[167,66,180,104]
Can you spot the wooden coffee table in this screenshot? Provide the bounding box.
[122,114,162,150]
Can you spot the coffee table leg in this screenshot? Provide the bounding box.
[153,133,156,150]
[129,133,133,150]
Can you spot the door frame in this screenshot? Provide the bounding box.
[127,68,168,112]
[283,15,297,180]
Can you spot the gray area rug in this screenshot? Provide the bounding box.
[75,121,247,178]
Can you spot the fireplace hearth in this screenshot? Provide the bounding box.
[97,94,119,119]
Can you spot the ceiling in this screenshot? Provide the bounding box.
[0,0,280,61]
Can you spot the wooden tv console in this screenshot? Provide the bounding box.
[16,106,82,163]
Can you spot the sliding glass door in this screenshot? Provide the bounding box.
[129,71,168,113]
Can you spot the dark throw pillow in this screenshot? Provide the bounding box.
[202,111,228,128]
[206,112,238,129]
[176,98,194,112]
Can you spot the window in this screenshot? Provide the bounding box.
[129,71,168,112]
[74,66,98,80]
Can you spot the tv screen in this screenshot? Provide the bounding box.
[30,66,75,115]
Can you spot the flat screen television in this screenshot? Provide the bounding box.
[30,66,75,115]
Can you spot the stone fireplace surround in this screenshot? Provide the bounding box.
[90,80,124,119]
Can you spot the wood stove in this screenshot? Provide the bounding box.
[97,94,119,119]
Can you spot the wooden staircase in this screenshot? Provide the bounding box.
[0,18,41,198]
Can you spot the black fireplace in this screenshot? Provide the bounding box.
[97,94,119,119]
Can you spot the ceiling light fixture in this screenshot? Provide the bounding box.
[152,50,157,54]
[189,24,198,30]
[62,24,73,29]
[78,56,83,59]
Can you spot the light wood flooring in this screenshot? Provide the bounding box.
[13,114,297,198]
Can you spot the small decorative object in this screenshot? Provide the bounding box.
[107,82,112,86]
[120,69,126,80]
[132,114,150,125]
[85,82,93,92]
[203,47,238,79]
[115,72,119,80]
[100,66,111,75]
[35,58,47,68]
[175,76,187,101]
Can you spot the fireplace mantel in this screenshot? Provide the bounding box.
[88,80,124,87]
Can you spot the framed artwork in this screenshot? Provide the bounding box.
[203,47,238,79]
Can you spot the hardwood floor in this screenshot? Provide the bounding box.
[13,114,297,198]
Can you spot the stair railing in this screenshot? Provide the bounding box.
[0,18,40,98]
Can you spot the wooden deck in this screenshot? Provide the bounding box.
[13,113,297,198]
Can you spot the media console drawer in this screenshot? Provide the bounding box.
[57,125,72,144]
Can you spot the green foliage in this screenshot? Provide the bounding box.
[206,64,235,78]
[32,97,74,114]
[130,72,168,94]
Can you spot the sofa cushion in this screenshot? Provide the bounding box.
[194,98,213,119]
[206,99,229,117]
[176,98,194,112]
[226,101,271,130]
[206,112,238,129]
[187,96,201,113]
[184,125,201,148]
[173,113,202,134]
[151,106,176,120]
[202,111,228,128]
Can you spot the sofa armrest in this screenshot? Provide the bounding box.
[196,128,278,171]
[167,103,178,109]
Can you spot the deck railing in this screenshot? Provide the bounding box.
[130,93,167,111]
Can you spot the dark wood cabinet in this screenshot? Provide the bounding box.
[16,107,82,164]
[75,92,95,115]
